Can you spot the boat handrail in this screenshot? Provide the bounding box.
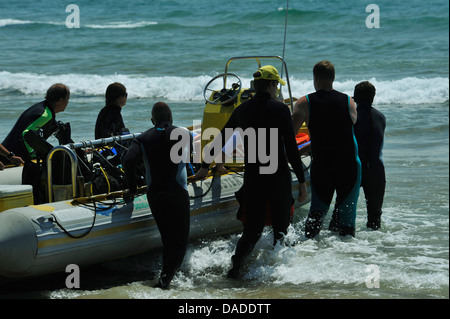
[223,55,294,111]
[69,133,142,150]
[47,145,78,202]
[46,133,141,203]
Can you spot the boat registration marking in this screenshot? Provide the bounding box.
[52,207,94,223]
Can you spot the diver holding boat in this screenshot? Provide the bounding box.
[195,65,307,279]
[292,61,361,238]
[123,102,191,289]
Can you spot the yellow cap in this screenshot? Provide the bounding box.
[254,65,286,86]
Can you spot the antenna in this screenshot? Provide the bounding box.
[280,0,289,79]
[278,0,289,101]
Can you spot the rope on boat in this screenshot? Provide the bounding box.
[54,168,220,239]
[50,200,98,239]
[187,166,219,199]
[56,190,138,239]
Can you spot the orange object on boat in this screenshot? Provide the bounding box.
[296,132,310,146]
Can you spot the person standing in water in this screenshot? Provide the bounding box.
[123,102,191,289]
[292,60,361,238]
[350,81,386,230]
[196,65,307,278]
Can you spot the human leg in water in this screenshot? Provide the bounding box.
[326,189,360,237]
[269,172,293,246]
[305,182,333,238]
[362,166,385,230]
[327,156,361,237]
[149,188,190,289]
[227,183,266,279]
[328,205,340,232]
[227,210,265,279]
[228,172,293,278]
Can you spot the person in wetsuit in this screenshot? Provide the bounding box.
[123,102,191,289]
[1,83,71,203]
[292,60,361,238]
[195,65,307,279]
[353,81,386,230]
[95,82,128,139]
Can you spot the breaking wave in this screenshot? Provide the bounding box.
[0,71,448,106]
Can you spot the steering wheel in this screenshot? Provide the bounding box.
[203,73,242,105]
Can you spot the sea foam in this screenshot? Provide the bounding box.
[0,71,448,105]
[0,18,157,29]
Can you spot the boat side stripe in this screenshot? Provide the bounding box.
[37,199,239,249]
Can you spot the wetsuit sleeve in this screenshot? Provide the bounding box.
[22,106,54,155]
[280,107,305,183]
[123,138,143,193]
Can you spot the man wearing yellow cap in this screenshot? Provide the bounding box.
[196,65,307,278]
[256,65,287,85]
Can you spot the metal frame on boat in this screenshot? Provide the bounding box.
[46,133,142,203]
[223,55,295,110]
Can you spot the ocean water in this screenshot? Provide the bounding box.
[0,0,448,300]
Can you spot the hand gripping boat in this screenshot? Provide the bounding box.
[0,56,311,280]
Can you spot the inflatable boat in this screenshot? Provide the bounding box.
[0,56,311,280]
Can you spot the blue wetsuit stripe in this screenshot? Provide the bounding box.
[175,155,188,191]
[337,95,362,227]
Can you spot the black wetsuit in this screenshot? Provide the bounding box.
[204,92,305,266]
[123,121,190,283]
[95,104,125,139]
[1,101,59,203]
[354,102,386,229]
[2,101,57,162]
[305,90,361,237]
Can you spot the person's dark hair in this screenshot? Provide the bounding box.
[252,71,277,93]
[353,81,376,105]
[45,83,69,104]
[313,60,335,82]
[151,102,172,124]
[105,82,127,105]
